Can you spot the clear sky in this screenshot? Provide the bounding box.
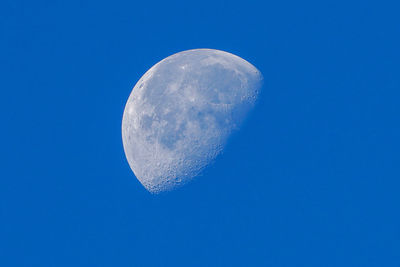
[1,0,399,266]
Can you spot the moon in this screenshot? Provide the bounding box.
[122,49,263,193]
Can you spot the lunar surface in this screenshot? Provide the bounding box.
[122,49,263,193]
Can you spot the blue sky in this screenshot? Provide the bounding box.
[1,0,399,266]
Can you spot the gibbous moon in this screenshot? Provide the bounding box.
[122,49,263,193]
